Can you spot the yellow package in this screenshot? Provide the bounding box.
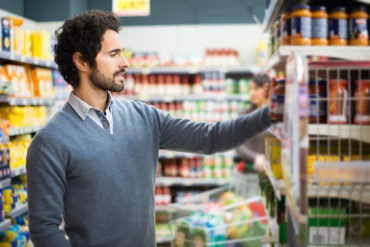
[23,30,32,57]
[31,31,51,59]
[4,65,32,98]
[14,27,24,55]
[265,136,283,179]
[31,68,55,98]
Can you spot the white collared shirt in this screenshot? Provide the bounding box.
[68,92,114,134]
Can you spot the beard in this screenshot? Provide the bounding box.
[89,67,125,92]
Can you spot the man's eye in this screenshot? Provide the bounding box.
[110,53,117,57]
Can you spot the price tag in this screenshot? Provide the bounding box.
[22,99,27,105]
[10,53,15,60]
[34,59,39,65]
[20,56,26,62]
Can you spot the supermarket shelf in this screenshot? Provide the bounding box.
[6,203,28,218]
[155,205,176,212]
[156,177,229,186]
[264,161,285,200]
[0,219,11,232]
[9,126,43,136]
[11,166,26,178]
[262,0,281,32]
[156,237,173,244]
[263,46,370,72]
[308,184,370,204]
[0,179,11,189]
[308,124,370,144]
[116,94,250,102]
[0,50,57,69]
[159,150,202,159]
[125,66,257,75]
[0,95,56,106]
[269,124,370,143]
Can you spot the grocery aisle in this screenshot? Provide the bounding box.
[0,0,369,246]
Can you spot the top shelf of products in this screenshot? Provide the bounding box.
[0,50,57,70]
[263,46,370,72]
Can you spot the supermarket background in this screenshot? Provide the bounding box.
[0,0,369,246]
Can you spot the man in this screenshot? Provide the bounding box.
[27,10,274,247]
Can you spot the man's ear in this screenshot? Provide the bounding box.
[73,52,89,72]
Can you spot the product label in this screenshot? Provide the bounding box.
[309,227,345,245]
[329,19,348,40]
[312,18,328,39]
[283,18,292,38]
[271,94,285,115]
[349,18,368,40]
[309,95,327,117]
[292,16,312,38]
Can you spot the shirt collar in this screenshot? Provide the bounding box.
[68,91,114,120]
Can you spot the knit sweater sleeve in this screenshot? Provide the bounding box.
[26,133,69,247]
[152,105,272,155]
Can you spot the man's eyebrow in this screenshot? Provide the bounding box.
[107,48,124,54]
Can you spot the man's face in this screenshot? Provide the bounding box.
[89,30,129,92]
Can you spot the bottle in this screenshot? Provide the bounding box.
[349,6,369,46]
[162,186,171,205]
[155,186,163,206]
[329,7,348,46]
[328,79,348,124]
[269,72,286,122]
[354,80,370,124]
[311,6,329,45]
[291,5,312,45]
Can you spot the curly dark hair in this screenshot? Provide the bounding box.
[54,10,121,88]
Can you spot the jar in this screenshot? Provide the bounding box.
[349,6,369,46]
[354,80,370,124]
[269,73,285,122]
[311,6,329,45]
[308,80,327,123]
[281,8,292,45]
[292,5,312,45]
[328,80,348,124]
[329,7,348,46]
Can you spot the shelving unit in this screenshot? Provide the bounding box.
[263,46,370,73]
[0,219,11,232]
[0,50,57,69]
[11,166,26,178]
[116,94,250,103]
[156,177,229,186]
[9,126,43,136]
[125,66,258,75]
[0,95,56,106]
[6,203,28,218]
[0,179,11,189]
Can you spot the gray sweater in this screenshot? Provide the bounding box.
[26,100,271,247]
